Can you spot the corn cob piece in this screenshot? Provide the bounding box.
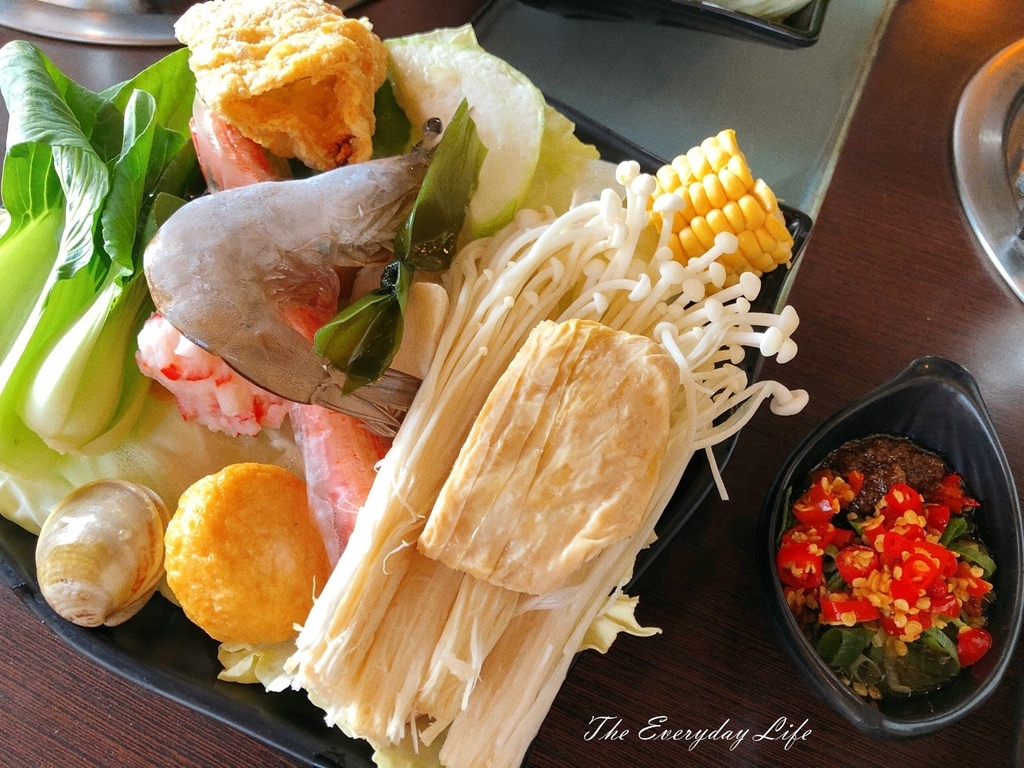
[651,129,794,290]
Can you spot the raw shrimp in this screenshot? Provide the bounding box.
[143,129,438,436]
[159,106,404,559]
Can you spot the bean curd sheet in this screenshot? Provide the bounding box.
[0,104,812,766]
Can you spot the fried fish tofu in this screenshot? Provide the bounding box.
[164,463,331,644]
[418,319,679,595]
[175,0,387,170]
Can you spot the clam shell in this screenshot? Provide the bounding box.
[35,479,170,628]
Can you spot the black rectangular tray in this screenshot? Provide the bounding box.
[0,100,813,767]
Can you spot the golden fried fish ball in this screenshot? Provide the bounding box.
[164,463,331,644]
[175,0,387,170]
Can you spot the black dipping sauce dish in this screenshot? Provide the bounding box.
[755,356,1024,737]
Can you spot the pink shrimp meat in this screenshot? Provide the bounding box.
[135,313,289,437]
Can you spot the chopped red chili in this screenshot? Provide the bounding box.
[792,480,839,524]
[884,482,924,515]
[913,540,958,577]
[819,597,880,624]
[954,561,993,598]
[923,502,950,534]
[777,449,996,699]
[927,474,980,514]
[780,522,837,549]
[957,627,992,666]
[834,545,879,584]
[776,542,823,590]
[846,470,864,497]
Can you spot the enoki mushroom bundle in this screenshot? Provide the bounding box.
[289,161,808,767]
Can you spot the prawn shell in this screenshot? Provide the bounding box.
[35,480,171,628]
[142,142,437,433]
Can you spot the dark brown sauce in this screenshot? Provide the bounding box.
[819,435,947,517]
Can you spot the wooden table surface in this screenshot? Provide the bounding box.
[1,1,1023,766]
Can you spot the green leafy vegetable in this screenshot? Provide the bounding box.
[315,98,485,384]
[847,652,883,685]
[371,79,413,160]
[939,515,969,547]
[948,540,997,577]
[887,631,960,692]
[314,260,412,394]
[777,486,795,544]
[921,627,961,673]
[816,627,874,669]
[824,569,846,593]
[0,42,200,475]
[395,99,487,270]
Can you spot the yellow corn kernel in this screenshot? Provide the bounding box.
[736,229,762,259]
[765,210,791,242]
[718,249,749,272]
[738,194,767,230]
[670,155,692,183]
[648,129,795,292]
[665,233,684,261]
[690,216,717,251]
[702,174,728,209]
[687,181,712,216]
[754,178,780,212]
[722,200,746,231]
[656,165,680,194]
[699,141,730,174]
[718,168,747,201]
[677,227,705,258]
[705,208,732,236]
[752,251,777,273]
[727,154,755,189]
[754,226,777,253]
[686,146,712,179]
[714,129,741,156]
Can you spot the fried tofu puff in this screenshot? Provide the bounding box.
[164,463,331,645]
[175,0,387,170]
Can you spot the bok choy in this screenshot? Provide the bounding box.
[0,41,201,482]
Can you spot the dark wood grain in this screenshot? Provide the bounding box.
[1,1,1023,767]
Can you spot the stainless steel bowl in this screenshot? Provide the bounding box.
[953,39,1024,303]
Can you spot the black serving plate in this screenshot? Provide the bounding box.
[0,101,813,764]
[756,357,1024,737]
[509,0,829,48]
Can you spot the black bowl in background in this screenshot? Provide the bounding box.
[755,356,1024,737]
[507,0,829,48]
